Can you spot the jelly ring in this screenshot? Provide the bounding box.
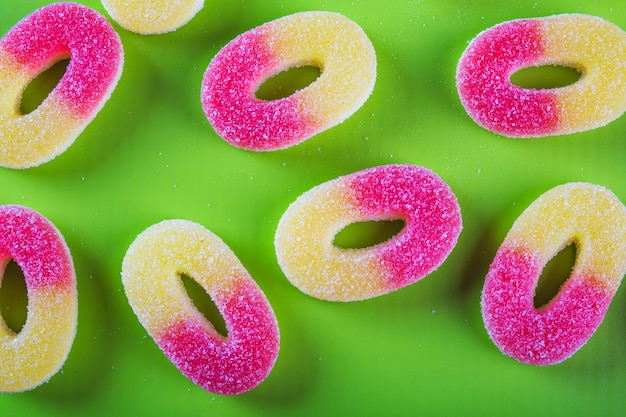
[201,11,376,151]
[275,164,462,301]
[456,14,626,137]
[0,205,77,393]
[121,220,280,395]
[102,0,204,35]
[481,183,626,365]
[0,2,124,168]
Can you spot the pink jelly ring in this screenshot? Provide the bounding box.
[0,205,77,393]
[456,14,626,137]
[201,11,376,151]
[0,2,123,168]
[121,219,280,395]
[275,164,462,301]
[481,183,626,365]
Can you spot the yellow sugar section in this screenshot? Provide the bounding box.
[506,183,626,291]
[0,97,81,169]
[265,11,376,128]
[0,53,27,117]
[102,0,204,34]
[121,220,246,337]
[275,180,383,301]
[0,286,77,393]
[540,14,626,133]
[0,51,83,168]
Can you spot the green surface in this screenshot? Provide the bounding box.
[1,0,626,416]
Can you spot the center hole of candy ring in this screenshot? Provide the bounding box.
[255,65,321,101]
[180,274,228,337]
[534,242,577,309]
[510,65,581,90]
[20,58,70,115]
[0,260,28,334]
[334,219,406,249]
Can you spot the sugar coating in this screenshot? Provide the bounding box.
[541,15,626,133]
[456,14,626,137]
[158,278,279,395]
[456,19,557,136]
[275,164,462,301]
[102,0,204,35]
[0,2,124,168]
[481,183,626,365]
[0,205,77,393]
[201,11,376,151]
[121,220,279,395]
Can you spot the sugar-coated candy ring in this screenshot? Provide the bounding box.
[275,164,462,301]
[121,220,280,395]
[481,183,626,365]
[456,14,626,137]
[201,11,376,151]
[0,205,77,393]
[0,2,123,168]
[102,0,204,35]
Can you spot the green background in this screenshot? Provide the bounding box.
[1,0,626,416]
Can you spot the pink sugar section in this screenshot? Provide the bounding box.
[157,277,279,395]
[482,246,613,365]
[0,3,122,117]
[456,19,560,136]
[0,205,73,290]
[201,27,316,150]
[348,165,462,291]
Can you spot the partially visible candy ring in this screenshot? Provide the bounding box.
[201,11,376,151]
[0,205,77,393]
[121,220,280,395]
[481,183,626,365]
[275,164,462,301]
[0,2,123,168]
[456,14,626,137]
[102,0,204,35]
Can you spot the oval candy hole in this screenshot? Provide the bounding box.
[20,58,70,115]
[334,219,406,249]
[255,65,321,101]
[180,273,228,337]
[510,65,581,90]
[534,243,577,309]
[0,260,27,334]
